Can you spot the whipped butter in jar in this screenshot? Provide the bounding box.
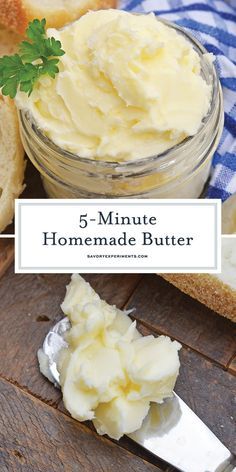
[18,10,223,198]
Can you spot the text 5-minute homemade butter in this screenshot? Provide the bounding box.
[19,10,223,198]
[56,275,181,440]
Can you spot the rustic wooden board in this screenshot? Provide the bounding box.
[0,238,14,275]
[0,248,235,470]
[126,274,236,367]
[0,266,141,407]
[176,348,236,453]
[228,356,236,376]
[0,378,160,472]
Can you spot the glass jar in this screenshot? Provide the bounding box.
[19,20,224,199]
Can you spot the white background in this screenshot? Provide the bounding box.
[15,199,221,273]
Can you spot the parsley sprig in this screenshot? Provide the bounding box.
[0,18,65,98]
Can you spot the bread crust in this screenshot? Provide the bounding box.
[0,0,28,35]
[0,95,25,232]
[0,25,25,232]
[0,0,117,34]
[0,24,22,55]
[161,274,236,323]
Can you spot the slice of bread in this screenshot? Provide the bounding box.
[0,25,25,233]
[222,194,236,234]
[161,238,236,323]
[0,0,117,35]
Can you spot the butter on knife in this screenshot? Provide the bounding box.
[38,275,235,472]
[39,274,181,440]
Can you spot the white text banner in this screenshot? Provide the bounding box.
[15,199,221,273]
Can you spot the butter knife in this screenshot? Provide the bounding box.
[38,318,236,472]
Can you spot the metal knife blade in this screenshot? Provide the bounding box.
[129,395,235,472]
[38,317,236,472]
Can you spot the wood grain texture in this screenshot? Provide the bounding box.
[0,378,160,472]
[0,267,235,469]
[0,238,14,276]
[126,275,236,367]
[0,266,141,406]
[176,348,236,454]
[228,356,236,376]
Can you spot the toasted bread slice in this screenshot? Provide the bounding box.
[0,25,25,233]
[161,238,236,323]
[0,0,117,35]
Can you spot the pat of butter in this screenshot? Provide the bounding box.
[16,9,211,162]
[58,274,181,439]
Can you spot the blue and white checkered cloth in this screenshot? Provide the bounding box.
[119,0,236,201]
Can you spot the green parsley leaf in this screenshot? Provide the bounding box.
[26,18,46,42]
[41,58,60,78]
[2,76,18,99]
[45,37,65,57]
[0,18,65,98]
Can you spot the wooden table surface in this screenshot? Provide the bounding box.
[0,239,235,472]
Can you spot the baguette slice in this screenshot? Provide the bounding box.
[0,0,117,35]
[222,194,236,234]
[161,238,236,323]
[0,25,25,233]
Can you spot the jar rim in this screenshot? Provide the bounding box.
[19,17,219,171]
